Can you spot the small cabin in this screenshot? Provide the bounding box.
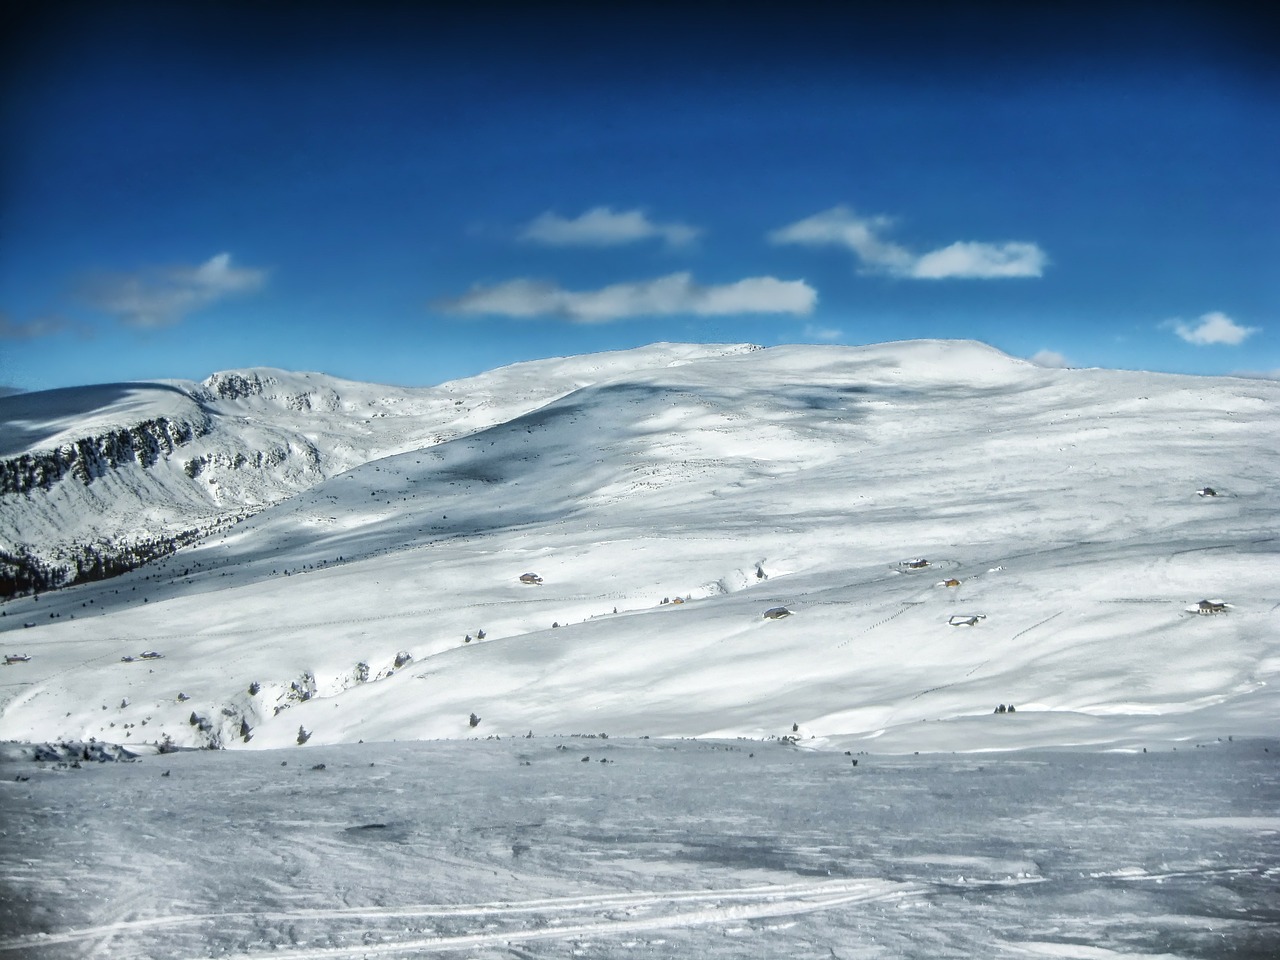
[1197,487,1218,498]
[941,578,962,588]
[518,573,543,585]
[902,558,930,569]
[762,606,792,620]
[948,614,986,627]
[1196,600,1228,615]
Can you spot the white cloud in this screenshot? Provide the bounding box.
[521,207,700,248]
[442,272,816,324]
[82,253,267,328]
[768,207,914,273]
[802,323,844,342]
[910,241,1046,279]
[1167,311,1259,346]
[769,205,1047,280]
[1030,349,1070,368]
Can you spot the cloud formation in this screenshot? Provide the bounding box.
[81,253,267,328]
[912,241,1047,279]
[769,206,1047,279]
[1030,349,1070,368]
[1166,311,1259,346]
[442,272,816,324]
[0,312,74,340]
[521,207,700,248]
[769,208,914,273]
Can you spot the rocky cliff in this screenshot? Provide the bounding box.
[0,415,210,496]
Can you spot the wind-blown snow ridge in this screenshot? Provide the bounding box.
[1,339,1277,753]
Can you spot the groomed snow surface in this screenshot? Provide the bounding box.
[1,340,1278,956]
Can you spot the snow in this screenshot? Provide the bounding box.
[1,343,756,574]
[3,340,1276,754]
[0,738,1275,958]
[0,382,205,459]
[1,338,1278,957]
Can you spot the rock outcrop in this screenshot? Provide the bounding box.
[0,416,209,496]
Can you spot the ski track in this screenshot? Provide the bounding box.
[1007,610,1063,643]
[222,886,904,960]
[0,878,928,956]
[3,856,1269,958]
[917,611,1063,691]
[835,599,924,649]
[22,869,1220,960]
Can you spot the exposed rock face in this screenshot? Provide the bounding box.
[199,371,273,401]
[183,443,310,480]
[197,371,340,412]
[0,416,209,495]
[0,370,365,597]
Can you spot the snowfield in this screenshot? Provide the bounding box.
[1,738,1276,959]
[2,340,1276,752]
[1,339,1277,957]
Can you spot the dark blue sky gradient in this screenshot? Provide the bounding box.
[2,1,1276,390]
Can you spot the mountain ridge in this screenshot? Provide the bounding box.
[0,342,758,594]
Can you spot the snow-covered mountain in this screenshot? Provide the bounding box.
[0,343,758,592]
[1,340,1276,754]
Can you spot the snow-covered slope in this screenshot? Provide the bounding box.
[3,737,1275,960]
[1,340,1276,753]
[0,343,758,591]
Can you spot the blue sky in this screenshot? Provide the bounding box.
[1,1,1276,392]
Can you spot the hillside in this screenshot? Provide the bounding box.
[0,343,756,593]
[1,340,1277,753]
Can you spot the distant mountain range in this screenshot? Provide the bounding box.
[1,340,1275,753]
